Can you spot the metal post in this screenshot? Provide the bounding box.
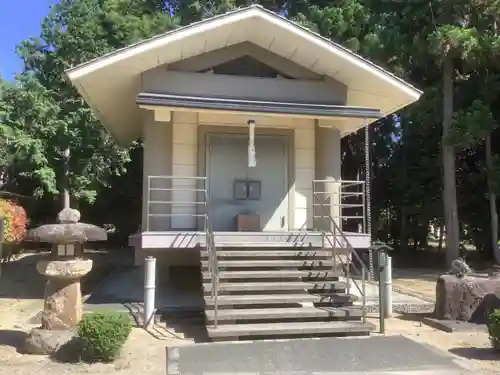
[361,266,366,324]
[0,217,3,278]
[143,256,156,328]
[378,251,386,334]
[384,255,393,318]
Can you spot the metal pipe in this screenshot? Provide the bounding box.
[361,266,366,324]
[143,256,156,328]
[384,255,393,318]
[378,251,385,334]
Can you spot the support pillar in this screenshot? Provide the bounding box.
[314,124,341,232]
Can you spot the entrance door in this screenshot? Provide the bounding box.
[207,134,289,231]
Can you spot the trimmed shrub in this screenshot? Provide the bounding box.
[0,198,28,243]
[77,311,132,363]
[487,309,500,350]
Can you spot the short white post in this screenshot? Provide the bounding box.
[143,256,156,328]
[384,255,393,318]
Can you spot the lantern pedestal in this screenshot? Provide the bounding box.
[22,208,107,355]
[24,259,93,355]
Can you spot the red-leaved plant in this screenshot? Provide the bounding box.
[0,198,28,243]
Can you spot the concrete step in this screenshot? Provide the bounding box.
[203,281,346,293]
[207,321,375,339]
[201,260,337,268]
[204,293,351,306]
[202,270,340,281]
[201,250,333,258]
[205,306,362,322]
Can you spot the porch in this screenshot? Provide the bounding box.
[128,175,370,250]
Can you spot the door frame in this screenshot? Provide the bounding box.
[199,126,294,231]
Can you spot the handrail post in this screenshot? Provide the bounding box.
[146,176,151,231]
[361,266,366,324]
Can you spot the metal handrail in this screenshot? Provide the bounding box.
[313,192,369,324]
[146,175,219,326]
[204,189,219,328]
[312,179,366,232]
[146,175,208,231]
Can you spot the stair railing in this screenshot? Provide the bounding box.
[204,189,219,328]
[313,193,369,324]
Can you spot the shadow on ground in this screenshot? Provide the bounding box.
[85,266,209,343]
[449,346,500,361]
[0,329,27,353]
[0,249,132,301]
[396,312,433,322]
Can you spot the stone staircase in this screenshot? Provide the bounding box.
[201,246,375,340]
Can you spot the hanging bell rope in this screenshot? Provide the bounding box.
[364,119,374,281]
[248,119,256,168]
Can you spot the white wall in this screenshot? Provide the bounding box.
[168,111,316,230]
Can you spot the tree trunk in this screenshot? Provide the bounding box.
[438,221,445,253]
[485,134,500,263]
[442,54,460,266]
[63,147,70,209]
[400,207,408,252]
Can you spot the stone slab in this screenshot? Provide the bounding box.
[166,336,467,375]
[435,275,500,323]
[23,328,76,355]
[422,317,488,333]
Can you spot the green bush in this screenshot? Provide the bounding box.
[77,311,132,362]
[487,309,500,350]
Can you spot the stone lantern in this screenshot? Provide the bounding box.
[23,208,107,355]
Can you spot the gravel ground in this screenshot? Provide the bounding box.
[1,257,499,374]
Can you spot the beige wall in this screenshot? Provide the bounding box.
[141,111,172,231]
[167,42,323,81]
[314,124,342,231]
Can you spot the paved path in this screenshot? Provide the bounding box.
[349,280,435,314]
[167,336,471,374]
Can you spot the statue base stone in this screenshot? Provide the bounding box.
[23,259,92,355]
[23,328,76,355]
[435,274,500,324]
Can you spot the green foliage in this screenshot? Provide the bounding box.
[0,0,180,204]
[77,311,132,363]
[3,0,500,260]
[488,309,500,348]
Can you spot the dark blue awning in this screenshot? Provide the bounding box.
[137,93,382,119]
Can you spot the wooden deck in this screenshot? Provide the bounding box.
[129,230,370,249]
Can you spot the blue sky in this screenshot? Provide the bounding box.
[0,0,55,80]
